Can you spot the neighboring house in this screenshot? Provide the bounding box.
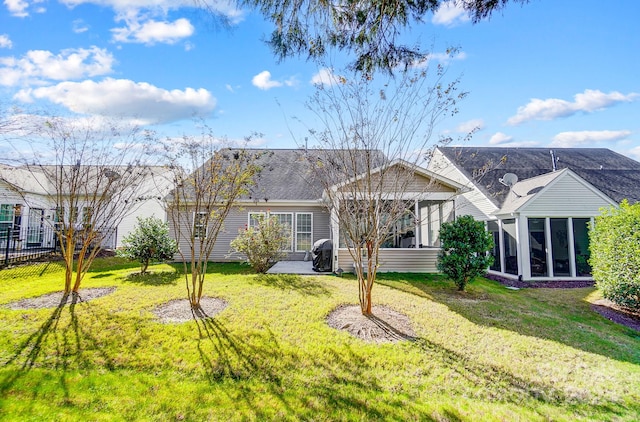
[172,149,465,273]
[427,146,640,281]
[0,164,172,251]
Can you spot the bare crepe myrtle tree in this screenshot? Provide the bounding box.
[303,57,466,315]
[1,116,158,293]
[164,133,261,308]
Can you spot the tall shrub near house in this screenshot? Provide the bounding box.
[438,215,494,291]
[590,200,640,311]
[117,216,178,274]
[230,213,290,273]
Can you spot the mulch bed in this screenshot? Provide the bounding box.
[6,287,116,310]
[152,297,228,324]
[591,299,640,332]
[326,304,416,343]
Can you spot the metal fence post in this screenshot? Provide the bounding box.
[4,226,10,267]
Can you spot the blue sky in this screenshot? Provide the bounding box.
[1,0,639,158]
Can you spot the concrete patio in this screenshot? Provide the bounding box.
[266,260,332,275]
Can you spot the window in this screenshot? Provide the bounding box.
[296,213,312,252]
[82,207,93,226]
[487,221,501,271]
[573,218,592,276]
[194,212,207,239]
[248,212,266,229]
[528,218,547,277]
[502,219,518,275]
[70,207,79,224]
[270,212,293,251]
[550,218,570,276]
[0,204,14,240]
[0,204,13,222]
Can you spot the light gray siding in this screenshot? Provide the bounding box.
[174,204,330,262]
[520,174,614,217]
[336,248,440,273]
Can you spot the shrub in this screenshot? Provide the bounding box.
[589,200,640,311]
[230,214,291,273]
[116,216,178,274]
[437,215,494,291]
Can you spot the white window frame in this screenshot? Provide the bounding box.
[193,211,208,239]
[270,212,294,252]
[295,212,313,252]
[248,212,266,229]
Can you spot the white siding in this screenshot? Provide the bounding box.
[520,173,614,217]
[336,248,440,273]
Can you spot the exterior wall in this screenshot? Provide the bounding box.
[519,173,614,216]
[427,149,498,220]
[173,203,330,262]
[336,247,440,273]
[116,198,167,248]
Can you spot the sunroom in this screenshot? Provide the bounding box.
[485,169,616,281]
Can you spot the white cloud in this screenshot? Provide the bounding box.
[310,68,341,87]
[59,0,244,24]
[72,19,90,33]
[252,70,283,90]
[0,34,12,49]
[456,118,485,133]
[4,0,29,17]
[550,130,632,148]
[489,132,514,145]
[507,89,639,125]
[15,78,216,124]
[112,15,194,45]
[627,146,640,161]
[432,1,470,27]
[0,46,115,87]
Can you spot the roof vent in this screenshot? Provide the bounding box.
[499,173,518,188]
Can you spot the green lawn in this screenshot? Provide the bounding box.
[0,258,638,421]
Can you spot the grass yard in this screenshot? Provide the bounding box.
[0,258,639,421]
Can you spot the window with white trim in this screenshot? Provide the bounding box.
[248,212,266,229]
[270,212,293,252]
[0,204,14,239]
[194,212,207,239]
[296,213,313,252]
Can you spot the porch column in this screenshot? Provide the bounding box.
[567,217,577,277]
[414,200,421,247]
[330,202,340,272]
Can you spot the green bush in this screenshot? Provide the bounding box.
[116,216,178,274]
[589,200,640,311]
[230,214,291,273]
[437,215,494,291]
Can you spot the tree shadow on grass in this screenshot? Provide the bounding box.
[252,274,331,296]
[379,275,640,365]
[413,336,640,419]
[190,307,422,420]
[0,292,116,404]
[123,270,180,286]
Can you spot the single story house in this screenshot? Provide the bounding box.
[172,148,466,273]
[0,164,172,251]
[427,146,640,282]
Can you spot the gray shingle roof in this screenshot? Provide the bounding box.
[437,147,640,205]
[238,148,387,202]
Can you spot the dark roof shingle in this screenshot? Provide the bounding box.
[438,147,640,205]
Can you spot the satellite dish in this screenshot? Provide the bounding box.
[499,173,518,187]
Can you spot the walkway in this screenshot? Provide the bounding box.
[266,260,332,275]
